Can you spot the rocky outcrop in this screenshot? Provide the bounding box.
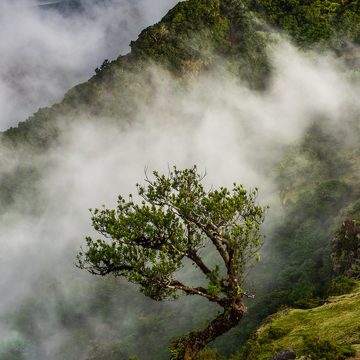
[268,349,296,360]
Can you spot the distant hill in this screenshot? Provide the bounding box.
[37,0,86,14]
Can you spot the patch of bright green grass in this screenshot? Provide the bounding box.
[240,282,360,359]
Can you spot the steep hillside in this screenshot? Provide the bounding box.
[3,0,360,150]
[0,0,359,359]
[230,119,360,351]
[1,0,269,150]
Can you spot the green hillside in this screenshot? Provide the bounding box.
[239,281,360,359]
[2,0,360,150]
[0,0,359,359]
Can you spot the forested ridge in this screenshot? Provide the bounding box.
[3,0,360,149]
[0,0,359,359]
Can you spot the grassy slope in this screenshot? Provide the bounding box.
[239,282,360,359]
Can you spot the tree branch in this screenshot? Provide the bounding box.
[201,225,230,265]
[78,262,135,276]
[142,191,231,267]
[185,249,212,275]
[168,280,222,304]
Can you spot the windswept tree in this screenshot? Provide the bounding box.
[77,166,266,359]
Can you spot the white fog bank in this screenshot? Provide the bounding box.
[0,0,179,129]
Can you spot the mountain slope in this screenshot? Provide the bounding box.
[3,0,360,150]
[0,1,359,359]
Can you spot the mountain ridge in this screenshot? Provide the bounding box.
[3,0,359,149]
[0,1,359,359]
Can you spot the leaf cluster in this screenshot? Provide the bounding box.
[249,0,360,47]
[302,335,356,360]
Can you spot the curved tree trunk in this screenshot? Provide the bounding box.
[170,300,246,360]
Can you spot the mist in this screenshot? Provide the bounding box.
[0,0,179,129]
[0,32,359,358]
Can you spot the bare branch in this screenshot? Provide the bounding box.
[243,291,255,299]
[77,262,135,276]
[185,249,212,275]
[168,280,222,304]
[201,225,230,265]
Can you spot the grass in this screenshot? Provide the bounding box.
[241,281,360,359]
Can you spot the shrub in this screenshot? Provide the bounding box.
[326,276,357,296]
[301,335,356,360]
[266,326,288,340]
[332,220,360,278]
[195,347,225,359]
[293,297,323,309]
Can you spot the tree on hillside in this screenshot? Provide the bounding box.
[77,166,266,359]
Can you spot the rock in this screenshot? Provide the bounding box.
[268,349,296,360]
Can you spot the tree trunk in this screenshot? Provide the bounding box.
[170,299,246,360]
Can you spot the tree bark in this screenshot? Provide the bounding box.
[170,299,245,360]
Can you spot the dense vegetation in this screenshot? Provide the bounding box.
[4,0,360,151]
[230,119,360,353]
[0,0,359,359]
[249,0,360,48]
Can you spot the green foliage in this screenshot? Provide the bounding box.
[237,282,360,359]
[332,220,360,278]
[169,335,187,359]
[0,337,27,360]
[238,337,280,360]
[302,335,356,360]
[78,166,266,300]
[248,0,360,48]
[3,0,360,152]
[195,347,225,359]
[326,276,357,296]
[234,325,289,359]
[131,0,231,72]
[266,326,288,340]
[78,166,266,357]
[0,0,359,358]
[292,296,324,309]
[276,121,352,200]
[231,115,359,350]
[220,0,272,88]
[207,266,222,296]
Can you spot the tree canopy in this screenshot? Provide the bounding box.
[77,166,266,359]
